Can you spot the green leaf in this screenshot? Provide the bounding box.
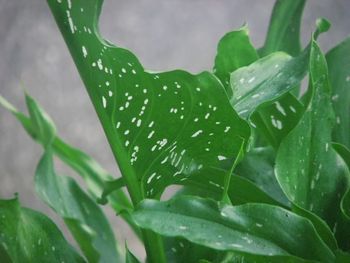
[251,93,305,148]
[260,0,306,57]
[236,147,289,206]
[229,50,307,119]
[213,27,258,95]
[35,149,120,263]
[0,197,84,263]
[336,250,350,262]
[133,196,334,262]
[275,40,350,226]
[291,204,338,252]
[25,94,56,147]
[47,0,250,200]
[332,143,350,251]
[0,94,136,233]
[125,247,141,263]
[326,37,350,149]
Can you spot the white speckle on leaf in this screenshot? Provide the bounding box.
[191,130,203,138]
[102,96,107,108]
[275,101,286,116]
[82,46,88,58]
[248,76,256,83]
[218,155,227,161]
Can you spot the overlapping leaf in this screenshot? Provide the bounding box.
[133,196,335,262]
[326,37,350,149]
[0,94,136,231]
[213,27,258,94]
[275,40,350,226]
[35,150,120,263]
[259,0,306,57]
[47,0,250,199]
[0,197,84,263]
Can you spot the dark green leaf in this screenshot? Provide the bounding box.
[35,150,120,263]
[336,250,350,262]
[213,27,258,94]
[326,37,350,149]
[47,0,250,200]
[333,143,350,251]
[0,197,85,263]
[236,147,289,206]
[275,40,350,226]
[260,0,306,57]
[251,93,305,148]
[133,196,334,262]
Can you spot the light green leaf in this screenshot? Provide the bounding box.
[0,94,136,232]
[213,27,258,95]
[326,37,350,149]
[35,149,120,263]
[125,246,141,263]
[133,196,334,262]
[229,50,307,119]
[275,40,350,226]
[47,0,250,200]
[260,0,306,57]
[0,197,85,263]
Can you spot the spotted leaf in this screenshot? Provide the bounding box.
[275,40,350,226]
[133,196,335,262]
[326,37,350,149]
[47,0,250,199]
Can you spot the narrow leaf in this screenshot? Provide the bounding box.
[275,40,350,226]
[0,197,84,263]
[133,196,334,262]
[326,37,350,149]
[125,247,141,263]
[260,0,306,57]
[0,94,135,230]
[35,149,120,263]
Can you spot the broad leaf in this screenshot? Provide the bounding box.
[213,27,258,94]
[260,0,306,57]
[0,94,136,232]
[35,149,120,263]
[229,51,307,119]
[326,37,350,149]
[0,197,84,263]
[275,40,350,226]
[47,0,250,200]
[133,196,334,262]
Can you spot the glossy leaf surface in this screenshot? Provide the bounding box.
[276,40,350,225]
[47,0,250,201]
[133,196,334,262]
[229,51,307,119]
[326,37,350,149]
[0,198,84,263]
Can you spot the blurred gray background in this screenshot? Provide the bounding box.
[0,0,349,259]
